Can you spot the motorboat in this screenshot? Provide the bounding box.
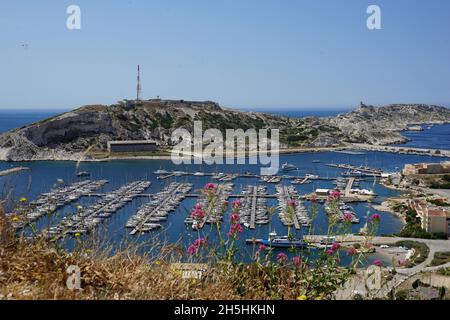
[259,231,307,249]
[76,171,90,177]
[281,162,297,172]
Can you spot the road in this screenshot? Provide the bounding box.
[328,235,450,299]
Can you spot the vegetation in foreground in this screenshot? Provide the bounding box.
[0,187,383,300]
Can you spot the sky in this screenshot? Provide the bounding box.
[1,0,450,110]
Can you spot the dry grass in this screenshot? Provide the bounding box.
[0,237,304,300]
[0,205,346,300]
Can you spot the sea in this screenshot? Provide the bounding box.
[0,108,449,265]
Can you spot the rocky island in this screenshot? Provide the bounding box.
[0,100,450,162]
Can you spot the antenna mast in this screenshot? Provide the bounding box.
[136,65,142,102]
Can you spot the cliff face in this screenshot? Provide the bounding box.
[0,101,449,161]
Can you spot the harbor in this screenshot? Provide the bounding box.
[10,180,108,229]
[275,185,311,229]
[239,185,269,229]
[186,183,233,230]
[46,181,151,239]
[1,149,424,252]
[126,182,193,235]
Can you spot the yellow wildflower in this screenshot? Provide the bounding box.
[297,295,308,300]
[74,232,81,237]
[19,197,27,203]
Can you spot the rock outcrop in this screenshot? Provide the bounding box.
[326,103,450,145]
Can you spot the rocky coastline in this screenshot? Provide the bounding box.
[1,100,450,162]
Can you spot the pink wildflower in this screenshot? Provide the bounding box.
[232,199,242,209]
[258,244,266,251]
[187,244,198,256]
[204,183,217,191]
[373,259,383,267]
[227,223,243,238]
[330,190,341,200]
[347,247,357,256]
[277,252,288,264]
[191,206,205,219]
[288,199,297,208]
[370,214,381,221]
[326,249,335,255]
[194,238,206,247]
[292,256,302,267]
[343,213,354,223]
[331,242,341,251]
[230,213,240,224]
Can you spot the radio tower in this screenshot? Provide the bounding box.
[136,64,142,102]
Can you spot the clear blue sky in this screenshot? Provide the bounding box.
[1,0,450,110]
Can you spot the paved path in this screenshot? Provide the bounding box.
[328,235,450,299]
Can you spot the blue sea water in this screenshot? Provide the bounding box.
[395,124,450,150]
[0,109,449,264]
[0,109,66,133]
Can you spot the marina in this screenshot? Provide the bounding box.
[324,200,360,224]
[10,180,108,229]
[275,185,311,229]
[239,185,269,229]
[126,182,193,235]
[46,181,151,238]
[186,183,233,230]
[0,148,430,253]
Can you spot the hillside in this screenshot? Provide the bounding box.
[0,100,449,161]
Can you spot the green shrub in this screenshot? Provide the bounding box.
[430,251,450,266]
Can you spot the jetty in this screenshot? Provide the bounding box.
[187,183,233,230]
[326,163,383,176]
[0,167,30,177]
[127,182,192,235]
[344,177,356,197]
[48,181,151,238]
[10,179,108,229]
[275,185,311,229]
[239,185,269,229]
[324,200,360,224]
